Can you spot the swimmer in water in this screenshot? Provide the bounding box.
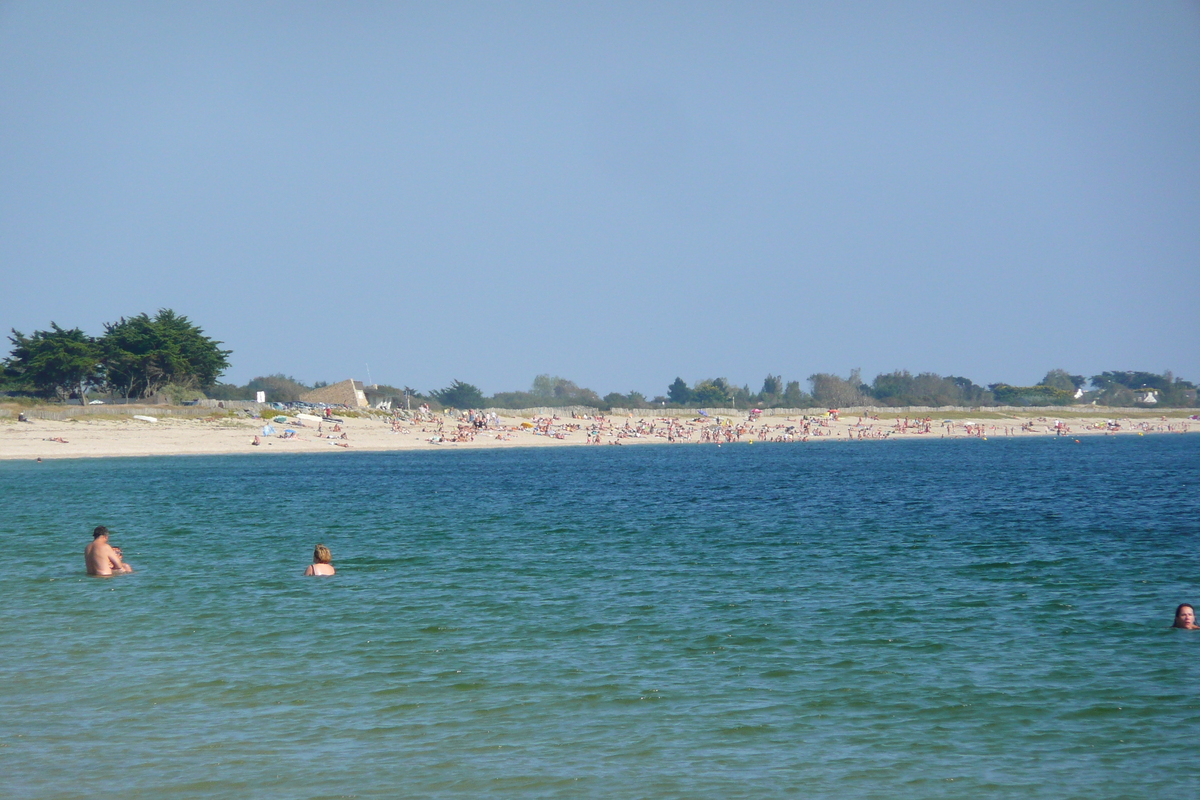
[1172,603,1198,629]
[304,543,336,576]
[84,526,132,576]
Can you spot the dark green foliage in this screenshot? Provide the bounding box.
[530,374,559,398]
[1093,383,1135,406]
[489,390,541,409]
[7,313,1196,412]
[1040,369,1086,393]
[246,374,311,403]
[101,310,231,398]
[691,378,732,407]
[870,371,917,405]
[492,376,603,408]
[946,376,992,406]
[809,370,868,407]
[431,379,485,409]
[568,387,605,407]
[527,375,603,407]
[665,375,814,409]
[484,368,1195,411]
[690,384,727,406]
[602,392,626,409]
[5,311,230,403]
[870,371,992,407]
[209,376,345,403]
[667,377,691,404]
[4,323,102,402]
[205,382,253,401]
[988,384,1075,406]
[594,391,647,410]
[1090,370,1197,407]
[782,381,811,408]
[1092,371,1167,391]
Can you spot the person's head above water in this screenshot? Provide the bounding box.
[313,544,332,564]
[1173,603,1197,629]
[93,526,109,539]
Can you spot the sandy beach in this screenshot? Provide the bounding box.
[1,407,1195,461]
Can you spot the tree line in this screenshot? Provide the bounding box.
[3,310,231,403]
[414,369,1197,411]
[4,316,1194,409]
[664,368,1195,409]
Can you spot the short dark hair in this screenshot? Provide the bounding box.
[93,526,109,539]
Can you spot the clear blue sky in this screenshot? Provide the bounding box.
[2,2,1198,396]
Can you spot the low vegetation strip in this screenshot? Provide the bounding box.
[4,311,1195,411]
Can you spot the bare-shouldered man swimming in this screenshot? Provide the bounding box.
[85,526,132,576]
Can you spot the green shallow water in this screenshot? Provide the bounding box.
[2,437,1198,799]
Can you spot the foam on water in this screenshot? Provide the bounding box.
[2,437,1198,798]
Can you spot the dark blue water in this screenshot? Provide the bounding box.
[2,436,1198,799]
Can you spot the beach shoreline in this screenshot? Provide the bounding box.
[1,407,1195,462]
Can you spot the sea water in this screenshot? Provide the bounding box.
[1,436,1198,799]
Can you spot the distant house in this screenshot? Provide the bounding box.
[299,379,396,410]
[1137,389,1158,404]
[363,385,395,410]
[300,379,369,408]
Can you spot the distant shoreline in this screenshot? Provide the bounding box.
[2,399,1196,420]
[1,406,1195,462]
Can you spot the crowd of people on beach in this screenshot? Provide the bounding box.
[248,409,353,448]
[421,408,1192,447]
[421,409,508,443]
[233,402,1196,453]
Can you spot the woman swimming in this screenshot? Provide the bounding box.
[1171,603,1197,629]
[304,543,336,576]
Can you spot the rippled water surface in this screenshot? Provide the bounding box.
[2,437,1198,799]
